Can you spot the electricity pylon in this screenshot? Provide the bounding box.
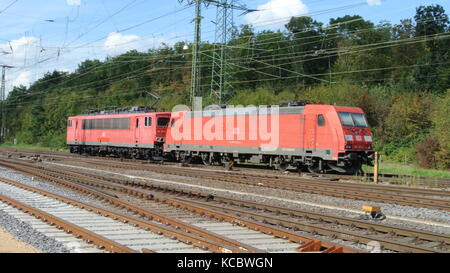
[179,0,255,106]
[179,0,205,107]
[210,0,234,105]
[0,65,14,143]
[210,0,255,105]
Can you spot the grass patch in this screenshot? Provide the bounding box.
[0,143,68,152]
[363,162,450,179]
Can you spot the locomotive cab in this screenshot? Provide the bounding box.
[334,107,374,174]
[303,105,374,174]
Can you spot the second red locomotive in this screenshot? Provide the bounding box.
[67,107,171,159]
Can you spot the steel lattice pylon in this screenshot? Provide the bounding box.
[0,67,5,142]
[190,0,202,107]
[210,0,235,105]
[0,65,13,143]
[180,0,254,106]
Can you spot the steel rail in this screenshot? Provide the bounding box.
[0,176,246,253]
[70,157,450,197]
[75,159,450,211]
[0,161,263,253]
[0,159,355,253]
[5,159,450,253]
[178,198,449,253]
[0,193,136,253]
[68,166,449,253]
[36,163,450,252]
[22,160,449,253]
[2,147,450,187]
[67,163,450,248]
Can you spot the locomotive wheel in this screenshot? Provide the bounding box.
[308,165,321,174]
[277,157,289,171]
[201,154,211,165]
[181,155,192,164]
[346,161,363,175]
[212,155,222,166]
[307,160,324,174]
[277,162,289,171]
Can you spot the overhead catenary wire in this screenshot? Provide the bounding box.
[5,30,449,107]
[4,67,448,111]
[3,2,438,81]
[2,1,448,107]
[5,14,444,95]
[3,0,391,77]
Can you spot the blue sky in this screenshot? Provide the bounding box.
[0,0,448,93]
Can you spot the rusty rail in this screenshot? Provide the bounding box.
[2,146,450,188]
[0,193,136,253]
[8,159,448,253]
[0,176,248,253]
[0,159,355,253]
[82,159,450,211]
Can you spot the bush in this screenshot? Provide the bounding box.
[428,90,450,169]
[382,92,432,146]
[415,136,441,169]
[384,146,417,164]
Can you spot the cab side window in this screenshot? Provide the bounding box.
[144,117,152,127]
[317,114,325,127]
[68,120,72,128]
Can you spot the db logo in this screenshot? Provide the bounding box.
[366,241,381,253]
[66,242,83,253]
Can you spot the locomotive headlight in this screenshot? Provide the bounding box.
[345,135,353,141]
[345,144,352,149]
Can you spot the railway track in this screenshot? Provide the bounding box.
[1,158,448,253]
[1,147,450,188]
[0,180,213,253]
[307,172,450,188]
[0,162,351,253]
[53,157,450,212]
[0,199,108,253]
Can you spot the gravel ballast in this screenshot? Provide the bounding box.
[46,160,450,235]
[0,208,70,253]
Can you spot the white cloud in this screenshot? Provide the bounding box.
[245,0,309,27]
[67,0,81,6]
[0,36,43,91]
[2,36,40,59]
[0,31,172,94]
[12,71,32,87]
[103,32,168,55]
[367,0,382,6]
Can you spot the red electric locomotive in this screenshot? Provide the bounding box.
[164,104,374,174]
[67,107,171,159]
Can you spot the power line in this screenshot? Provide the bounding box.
[0,64,14,143]
[0,0,18,15]
[5,29,449,106]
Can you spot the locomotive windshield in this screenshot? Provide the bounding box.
[157,117,170,127]
[338,112,368,127]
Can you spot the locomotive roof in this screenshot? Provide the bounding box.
[73,111,170,117]
[182,104,363,118]
[186,105,306,117]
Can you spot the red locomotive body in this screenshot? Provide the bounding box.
[164,104,374,174]
[67,110,171,159]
